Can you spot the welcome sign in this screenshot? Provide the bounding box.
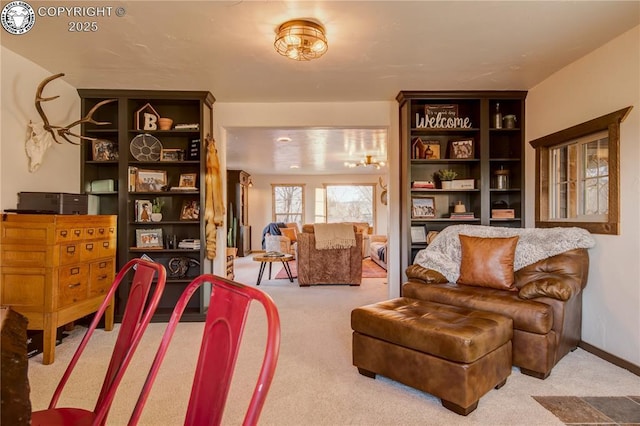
[416,104,472,129]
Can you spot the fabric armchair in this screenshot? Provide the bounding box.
[297,224,362,286]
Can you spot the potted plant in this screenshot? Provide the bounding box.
[437,169,457,189]
[151,197,164,222]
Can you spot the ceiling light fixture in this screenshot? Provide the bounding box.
[274,19,328,61]
[344,155,386,170]
[276,136,292,142]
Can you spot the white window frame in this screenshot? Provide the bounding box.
[322,183,376,229]
[271,184,305,227]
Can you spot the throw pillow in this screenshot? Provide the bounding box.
[281,227,297,242]
[457,234,519,290]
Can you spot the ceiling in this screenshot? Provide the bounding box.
[3,1,638,175]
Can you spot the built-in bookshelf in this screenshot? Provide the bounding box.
[78,89,215,321]
[397,90,527,274]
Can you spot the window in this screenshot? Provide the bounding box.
[549,131,608,221]
[530,106,631,235]
[324,184,375,226]
[272,184,304,226]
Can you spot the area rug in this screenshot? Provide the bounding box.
[532,395,640,424]
[274,258,387,279]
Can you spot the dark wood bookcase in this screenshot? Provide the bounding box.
[397,90,527,276]
[78,89,215,322]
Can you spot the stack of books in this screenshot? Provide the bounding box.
[178,239,201,250]
[412,181,435,189]
[174,123,199,130]
[449,212,475,219]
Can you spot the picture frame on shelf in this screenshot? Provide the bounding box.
[92,139,118,161]
[180,200,200,220]
[128,166,138,192]
[160,148,183,161]
[135,228,163,248]
[135,169,167,192]
[424,143,440,160]
[425,104,458,120]
[412,197,436,219]
[135,199,153,222]
[186,138,200,161]
[178,173,197,188]
[411,226,427,243]
[449,138,474,159]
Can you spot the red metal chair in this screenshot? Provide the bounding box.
[129,274,281,426]
[31,258,167,426]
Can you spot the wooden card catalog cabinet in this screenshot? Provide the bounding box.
[0,214,116,364]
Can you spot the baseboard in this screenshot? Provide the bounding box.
[579,341,640,377]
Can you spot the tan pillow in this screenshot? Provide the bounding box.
[457,235,519,290]
[281,227,297,242]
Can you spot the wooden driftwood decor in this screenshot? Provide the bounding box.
[205,136,225,259]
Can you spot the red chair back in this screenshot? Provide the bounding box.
[31,258,166,426]
[129,274,281,426]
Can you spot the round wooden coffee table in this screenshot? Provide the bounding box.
[253,253,294,285]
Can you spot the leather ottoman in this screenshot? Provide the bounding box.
[351,297,513,415]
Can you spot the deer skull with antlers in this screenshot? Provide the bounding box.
[25,73,116,172]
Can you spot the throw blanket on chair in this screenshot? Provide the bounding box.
[413,225,596,283]
[313,223,356,250]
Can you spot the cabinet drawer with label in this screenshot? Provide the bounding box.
[58,265,89,308]
[89,259,114,297]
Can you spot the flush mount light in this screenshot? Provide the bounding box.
[276,136,292,142]
[274,19,328,61]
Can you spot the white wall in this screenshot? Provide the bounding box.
[525,26,640,365]
[214,101,401,296]
[1,47,81,211]
[246,172,388,251]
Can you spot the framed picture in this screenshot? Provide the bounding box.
[179,173,197,188]
[135,169,167,192]
[412,197,436,219]
[424,143,440,160]
[135,228,163,248]
[180,200,200,220]
[92,139,118,161]
[411,226,427,243]
[160,148,183,162]
[449,139,474,159]
[135,199,153,222]
[425,104,458,120]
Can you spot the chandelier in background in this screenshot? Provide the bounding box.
[274,19,328,61]
[345,155,386,170]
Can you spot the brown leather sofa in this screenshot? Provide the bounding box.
[297,224,363,286]
[404,248,589,379]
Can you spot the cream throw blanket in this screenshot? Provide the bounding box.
[413,225,596,283]
[313,223,356,250]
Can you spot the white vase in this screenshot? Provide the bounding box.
[151,213,163,222]
[441,181,453,190]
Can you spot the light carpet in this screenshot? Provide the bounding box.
[274,258,387,280]
[27,256,640,425]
